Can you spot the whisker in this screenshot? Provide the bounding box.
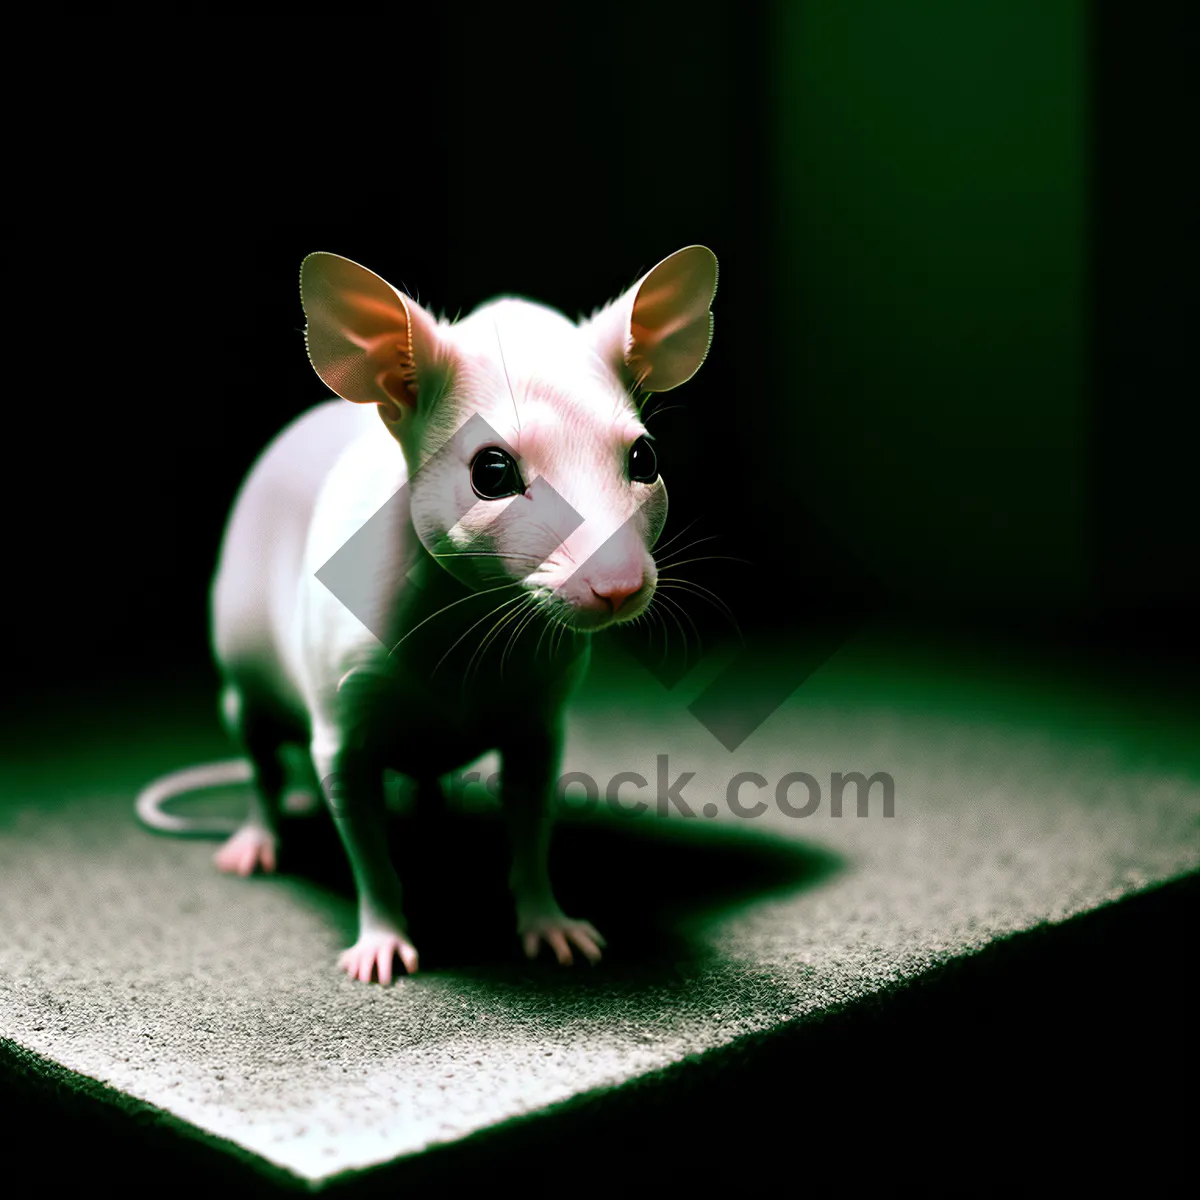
[653,600,669,666]
[658,589,703,646]
[552,613,571,658]
[645,599,674,670]
[465,597,534,689]
[534,601,557,661]
[655,590,701,659]
[656,533,718,556]
[431,592,528,677]
[654,535,722,566]
[522,521,577,566]
[493,317,522,439]
[388,581,522,657]
[655,579,743,641]
[464,596,540,693]
[431,551,545,563]
[657,554,751,571]
[636,597,666,667]
[501,600,545,675]
[642,401,686,424]
[652,517,700,557]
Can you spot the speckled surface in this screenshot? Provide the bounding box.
[1,631,1197,1185]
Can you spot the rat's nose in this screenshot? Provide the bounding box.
[589,577,644,614]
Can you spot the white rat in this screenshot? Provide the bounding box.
[136,246,718,982]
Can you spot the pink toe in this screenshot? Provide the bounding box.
[571,932,602,963]
[548,931,573,966]
[377,945,393,987]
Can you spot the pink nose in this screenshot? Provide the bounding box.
[589,578,643,614]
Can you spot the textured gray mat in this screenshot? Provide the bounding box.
[1,632,1197,1185]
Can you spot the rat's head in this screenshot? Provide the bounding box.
[300,247,717,633]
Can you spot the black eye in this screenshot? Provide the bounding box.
[471,447,525,500]
[628,435,658,483]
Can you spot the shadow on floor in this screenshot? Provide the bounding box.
[272,801,843,977]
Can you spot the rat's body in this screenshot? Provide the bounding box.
[137,250,717,982]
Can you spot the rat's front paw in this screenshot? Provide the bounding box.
[519,911,606,965]
[338,927,419,985]
[214,824,278,876]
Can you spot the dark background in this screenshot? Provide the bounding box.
[4,0,1195,712]
[0,5,1195,1185]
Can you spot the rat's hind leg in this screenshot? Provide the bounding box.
[214,683,285,876]
[280,744,324,816]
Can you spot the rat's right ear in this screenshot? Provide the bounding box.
[584,245,718,393]
[300,253,446,426]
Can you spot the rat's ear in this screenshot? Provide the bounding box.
[300,252,447,424]
[586,245,718,393]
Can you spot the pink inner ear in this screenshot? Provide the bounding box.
[628,246,718,392]
[301,253,417,409]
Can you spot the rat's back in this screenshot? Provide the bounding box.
[210,398,378,721]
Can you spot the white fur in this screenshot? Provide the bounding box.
[136,247,717,980]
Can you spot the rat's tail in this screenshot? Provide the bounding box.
[135,759,252,837]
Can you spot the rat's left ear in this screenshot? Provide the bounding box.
[300,252,448,429]
[585,245,718,393]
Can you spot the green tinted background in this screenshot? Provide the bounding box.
[766,2,1086,621]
